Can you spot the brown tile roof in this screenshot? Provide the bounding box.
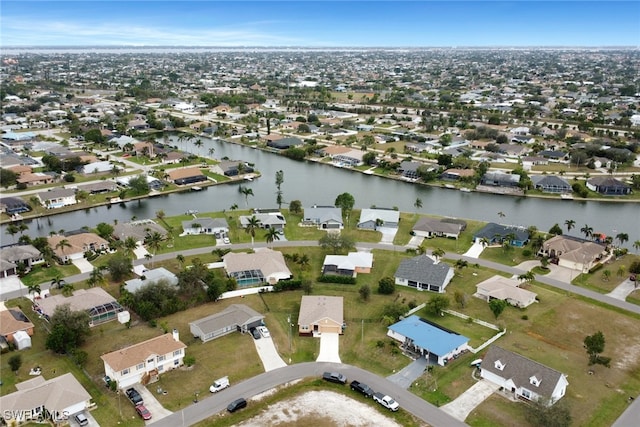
[35,288,116,318]
[47,232,108,258]
[167,167,205,180]
[100,333,186,372]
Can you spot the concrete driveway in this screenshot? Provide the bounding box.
[135,384,173,423]
[72,257,94,273]
[253,335,287,371]
[378,227,398,244]
[441,379,499,421]
[406,235,424,249]
[387,356,428,389]
[607,279,638,301]
[317,332,341,363]
[463,242,485,258]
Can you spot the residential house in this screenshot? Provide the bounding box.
[481,171,521,188]
[101,331,187,389]
[321,145,363,167]
[475,275,538,308]
[0,373,93,425]
[398,161,421,179]
[124,267,179,293]
[539,150,568,161]
[0,245,43,276]
[189,304,264,343]
[79,181,118,194]
[0,306,34,344]
[394,255,454,293]
[0,196,30,215]
[34,288,124,327]
[239,212,286,231]
[531,175,572,194]
[38,188,77,209]
[474,223,530,247]
[302,205,343,230]
[357,208,399,230]
[18,172,55,187]
[223,248,292,287]
[78,160,114,175]
[387,315,470,366]
[113,219,168,244]
[539,235,607,272]
[167,167,207,186]
[322,251,373,277]
[48,232,109,262]
[586,177,631,195]
[298,295,344,336]
[215,160,254,176]
[480,346,569,405]
[412,217,466,239]
[182,217,229,235]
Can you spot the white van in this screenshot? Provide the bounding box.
[209,376,230,393]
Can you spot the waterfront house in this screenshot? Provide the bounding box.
[302,205,344,230]
[586,177,631,195]
[412,217,466,239]
[531,175,572,193]
[357,208,399,230]
[38,188,77,209]
[474,223,530,247]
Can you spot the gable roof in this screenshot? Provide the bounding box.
[388,315,469,356]
[298,295,343,326]
[0,373,91,413]
[481,346,567,399]
[100,333,186,372]
[358,208,400,225]
[189,304,264,336]
[394,255,453,286]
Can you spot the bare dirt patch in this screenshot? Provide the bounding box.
[240,390,402,427]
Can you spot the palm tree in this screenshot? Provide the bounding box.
[565,219,575,234]
[414,198,422,215]
[497,211,506,219]
[176,254,185,267]
[55,239,72,260]
[245,215,261,247]
[193,138,203,153]
[518,270,535,285]
[208,147,216,158]
[123,236,139,259]
[87,267,105,288]
[17,222,29,236]
[580,224,593,240]
[5,224,19,243]
[479,236,490,247]
[50,275,66,290]
[145,231,164,267]
[634,240,640,254]
[530,235,545,254]
[431,248,445,262]
[28,284,41,298]
[156,210,165,221]
[616,232,629,247]
[239,186,254,207]
[61,282,75,297]
[265,228,281,247]
[454,259,468,275]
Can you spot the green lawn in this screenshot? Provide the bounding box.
[21,263,80,287]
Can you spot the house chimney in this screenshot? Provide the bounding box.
[172,329,179,342]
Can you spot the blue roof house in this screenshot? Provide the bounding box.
[387,315,470,366]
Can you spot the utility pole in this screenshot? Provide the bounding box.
[361,319,364,345]
[287,314,292,352]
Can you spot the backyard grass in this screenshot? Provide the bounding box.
[20,263,80,287]
[479,244,537,266]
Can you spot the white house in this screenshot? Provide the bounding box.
[0,373,92,425]
[79,160,116,175]
[475,275,537,308]
[181,217,229,235]
[38,188,77,209]
[480,346,569,405]
[357,208,400,230]
[101,330,187,389]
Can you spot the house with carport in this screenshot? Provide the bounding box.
[101,331,187,388]
[190,304,264,343]
[480,346,569,405]
[0,373,93,425]
[394,255,454,293]
[298,295,344,336]
[387,315,470,366]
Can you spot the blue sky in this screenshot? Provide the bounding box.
[1,1,638,47]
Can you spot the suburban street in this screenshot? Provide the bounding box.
[148,361,468,427]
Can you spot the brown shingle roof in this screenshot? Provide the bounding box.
[100,333,186,372]
[298,295,343,326]
[167,167,205,180]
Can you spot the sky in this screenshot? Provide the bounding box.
[1,1,639,47]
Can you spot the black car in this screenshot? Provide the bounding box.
[350,380,374,397]
[249,327,261,340]
[322,371,347,384]
[227,397,247,413]
[125,387,143,406]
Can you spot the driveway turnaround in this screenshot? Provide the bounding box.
[387,356,428,389]
[441,379,499,421]
[316,332,341,363]
[607,279,638,301]
[253,336,287,371]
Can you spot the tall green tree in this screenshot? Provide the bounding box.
[584,331,610,367]
[275,170,284,209]
[45,304,90,353]
[264,227,281,247]
[335,192,355,226]
[239,185,254,207]
[245,215,261,246]
[564,219,575,233]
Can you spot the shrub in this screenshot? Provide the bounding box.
[184,355,196,367]
[273,280,302,292]
[377,277,396,295]
[589,263,604,274]
[317,275,356,285]
[522,249,532,257]
[521,315,529,320]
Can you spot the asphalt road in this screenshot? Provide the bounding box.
[148,362,468,427]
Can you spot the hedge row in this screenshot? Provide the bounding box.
[317,275,356,285]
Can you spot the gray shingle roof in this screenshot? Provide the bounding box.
[394,255,452,287]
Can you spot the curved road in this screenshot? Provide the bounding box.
[148,361,467,427]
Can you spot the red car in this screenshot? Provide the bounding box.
[136,405,152,420]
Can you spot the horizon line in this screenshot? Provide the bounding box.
[3,45,639,49]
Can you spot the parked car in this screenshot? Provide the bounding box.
[136,405,152,420]
[74,413,89,426]
[102,375,111,388]
[125,387,143,406]
[350,380,374,397]
[373,392,400,411]
[322,371,347,384]
[227,397,247,413]
[209,376,230,393]
[250,327,261,340]
[257,325,270,338]
[223,237,231,244]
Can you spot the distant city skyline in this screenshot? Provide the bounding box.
[1,1,639,48]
